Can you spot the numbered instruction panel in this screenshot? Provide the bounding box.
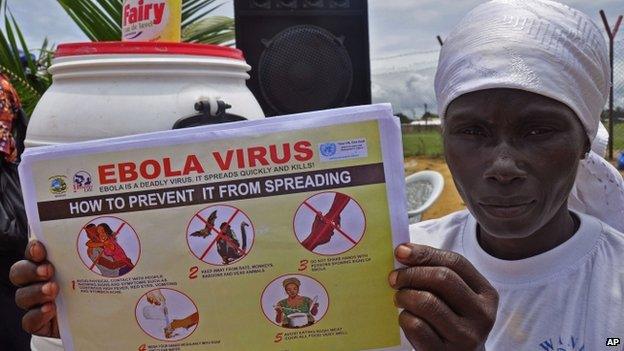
[19,104,411,351]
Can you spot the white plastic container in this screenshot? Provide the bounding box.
[27,42,265,147]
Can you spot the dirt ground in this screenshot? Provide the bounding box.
[404,156,465,220]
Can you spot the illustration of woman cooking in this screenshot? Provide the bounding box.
[85,223,134,275]
[274,277,319,328]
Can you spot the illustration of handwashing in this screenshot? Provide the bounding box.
[136,289,199,341]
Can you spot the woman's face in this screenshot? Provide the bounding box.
[85,225,98,241]
[285,283,299,298]
[96,226,109,242]
[443,88,588,239]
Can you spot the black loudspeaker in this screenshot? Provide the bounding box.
[235,0,371,117]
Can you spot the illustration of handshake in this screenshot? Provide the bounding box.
[301,193,351,251]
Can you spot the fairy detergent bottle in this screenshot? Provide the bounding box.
[122,0,181,42]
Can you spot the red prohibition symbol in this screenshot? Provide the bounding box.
[186,204,255,266]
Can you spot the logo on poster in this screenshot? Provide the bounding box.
[49,175,68,195]
[73,171,93,192]
[320,143,337,157]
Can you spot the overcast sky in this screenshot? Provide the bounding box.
[8,0,624,116]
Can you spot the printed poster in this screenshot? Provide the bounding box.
[19,104,411,351]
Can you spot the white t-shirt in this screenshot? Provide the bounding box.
[411,210,624,351]
[31,335,63,351]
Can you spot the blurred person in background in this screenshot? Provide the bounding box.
[0,64,30,350]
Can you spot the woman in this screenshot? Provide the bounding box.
[9,0,624,349]
[274,277,319,328]
[0,72,31,351]
[387,0,624,350]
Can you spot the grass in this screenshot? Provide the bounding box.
[403,123,624,157]
[614,122,624,153]
[402,131,443,157]
[403,123,624,159]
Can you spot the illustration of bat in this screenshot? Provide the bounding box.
[190,210,218,238]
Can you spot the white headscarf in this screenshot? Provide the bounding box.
[435,0,624,232]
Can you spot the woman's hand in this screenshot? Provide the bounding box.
[389,244,498,351]
[275,306,283,324]
[9,240,60,338]
[170,312,200,330]
[146,289,166,305]
[85,241,104,248]
[311,302,319,315]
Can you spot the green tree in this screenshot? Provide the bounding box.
[602,107,624,121]
[0,0,53,115]
[396,112,412,125]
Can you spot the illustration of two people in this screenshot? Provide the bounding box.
[84,223,134,277]
[274,278,319,328]
[145,289,199,339]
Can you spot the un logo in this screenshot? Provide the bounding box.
[320,143,337,157]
